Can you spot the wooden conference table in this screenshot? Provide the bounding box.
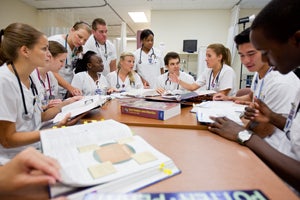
[4,99,298,200]
[84,98,207,130]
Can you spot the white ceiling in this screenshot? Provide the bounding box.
[21,0,270,37]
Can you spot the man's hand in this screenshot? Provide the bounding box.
[208,116,245,142]
[244,98,273,123]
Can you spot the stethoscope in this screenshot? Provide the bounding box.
[11,63,38,121]
[36,69,55,100]
[165,73,179,90]
[116,68,122,89]
[253,67,273,99]
[115,69,135,90]
[138,46,156,64]
[95,37,108,60]
[65,34,77,67]
[207,66,223,90]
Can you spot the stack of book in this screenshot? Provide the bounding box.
[120,99,181,120]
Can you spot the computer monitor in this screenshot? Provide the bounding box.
[183,40,197,53]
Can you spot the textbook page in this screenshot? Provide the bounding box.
[40,120,178,187]
[122,89,160,98]
[52,95,109,123]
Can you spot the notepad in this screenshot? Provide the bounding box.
[195,101,246,125]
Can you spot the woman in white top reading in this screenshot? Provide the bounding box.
[170,43,236,97]
[155,51,195,95]
[31,41,67,110]
[71,51,108,96]
[0,23,80,165]
[106,52,143,94]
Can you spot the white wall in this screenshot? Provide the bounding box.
[0,0,38,29]
[151,9,230,53]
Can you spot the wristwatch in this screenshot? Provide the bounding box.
[237,130,253,145]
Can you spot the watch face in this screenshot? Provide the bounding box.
[238,130,252,143]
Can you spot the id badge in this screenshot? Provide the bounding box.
[284,103,296,139]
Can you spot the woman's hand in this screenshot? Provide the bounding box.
[0,147,61,194]
[156,88,165,95]
[212,93,228,101]
[69,87,82,96]
[168,73,180,83]
[47,99,63,109]
[56,112,87,127]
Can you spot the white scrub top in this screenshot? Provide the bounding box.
[0,64,42,164]
[133,47,164,89]
[71,72,109,96]
[83,35,117,76]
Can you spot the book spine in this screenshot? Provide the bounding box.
[121,106,164,120]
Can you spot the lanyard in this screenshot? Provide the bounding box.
[253,67,273,99]
[94,37,108,60]
[208,66,223,90]
[36,69,52,96]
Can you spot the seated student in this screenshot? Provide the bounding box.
[213,28,299,151]
[0,23,82,165]
[171,43,237,96]
[48,21,92,99]
[71,51,109,96]
[155,52,195,95]
[31,41,67,110]
[106,52,143,94]
[0,147,63,198]
[208,0,300,192]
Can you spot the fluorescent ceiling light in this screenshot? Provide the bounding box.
[128,12,148,23]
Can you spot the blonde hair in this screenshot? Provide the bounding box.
[118,52,136,86]
[207,43,231,66]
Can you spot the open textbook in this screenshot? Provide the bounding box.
[40,120,180,197]
[193,101,246,125]
[52,95,110,123]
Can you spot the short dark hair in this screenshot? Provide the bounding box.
[164,52,180,66]
[140,29,154,41]
[251,0,300,43]
[234,27,250,48]
[92,18,106,30]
